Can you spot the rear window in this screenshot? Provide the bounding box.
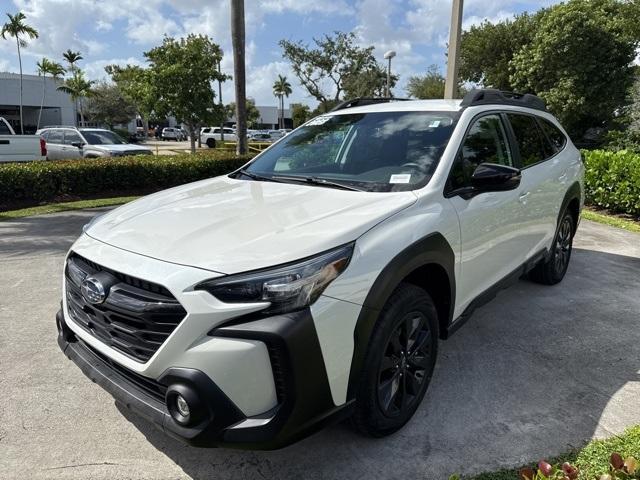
[507,113,553,167]
[538,118,567,153]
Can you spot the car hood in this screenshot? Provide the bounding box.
[85,176,417,274]
[89,144,150,152]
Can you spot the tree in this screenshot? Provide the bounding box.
[459,0,640,138]
[57,70,95,126]
[36,58,65,130]
[343,63,398,98]
[280,31,385,104]
[291,103,311,127]
[86,82,137,129]
[62,49,83,73]
[144,35,224,153]
[407,65,445,99]
[227,99,260,128]
[106,64,157,137]
[272,74,292,129]
[231,0,248,155]
[1,12,39,134]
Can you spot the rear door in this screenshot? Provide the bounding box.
[505,113,566,257]
[446,113,528,310]
[45,129,64,160]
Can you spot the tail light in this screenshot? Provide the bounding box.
[40,137,47,157]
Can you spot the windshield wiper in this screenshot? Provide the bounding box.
[272,175,364,192]
[236,169,283,183]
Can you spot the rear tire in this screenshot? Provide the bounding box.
[529,211,575,285]
[352,283,439,437]
[206,138,216,148]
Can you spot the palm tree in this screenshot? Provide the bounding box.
[57,71,94,126]
[62,49,83,73]
[272,74,292,129]
[231,0,247,155]
[36,58,65,129]
[1,12,39,134]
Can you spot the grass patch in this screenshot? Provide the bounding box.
[466,425,640,479]
[0,196,139,221]
[583,207,640,233]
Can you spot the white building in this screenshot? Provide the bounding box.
[0,72,75,133]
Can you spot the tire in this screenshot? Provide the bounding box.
[352,283,439,437]
[529,211,575,285]
[206,138,216,148]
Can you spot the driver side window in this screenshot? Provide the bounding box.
[449,114,512,190]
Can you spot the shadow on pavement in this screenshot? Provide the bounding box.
[116,247,640,479]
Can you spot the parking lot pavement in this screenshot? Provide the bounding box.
[1,211,639,480]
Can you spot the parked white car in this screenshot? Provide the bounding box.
[57,89,583,449]
[36,127,152,159]
[0,117,47,162]
[200,127,237,148]
[161,127,186,141]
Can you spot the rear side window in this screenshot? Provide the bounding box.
[507,113,553,167]
[449,114,513,190]
[64,131,83,145]
[0,121,11,134]
[47,130,63,144]
[538,118,567,153]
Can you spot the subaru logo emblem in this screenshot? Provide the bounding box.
[81,276,107,304]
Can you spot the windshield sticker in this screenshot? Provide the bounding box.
[390,174,411,184]
[306,116,331,126]
[428,120,441,128]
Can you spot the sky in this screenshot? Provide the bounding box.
[0,0,560,108]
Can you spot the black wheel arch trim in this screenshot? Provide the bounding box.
[559,181,582,230]
[346,232,455,401]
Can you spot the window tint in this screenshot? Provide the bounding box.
[538,118,567,152]
[449,114,512,190]
[507,114,551,167]
[47,130,63,144]
[202,128,211,134]
[0,121,11,135]
[63,131,83,145]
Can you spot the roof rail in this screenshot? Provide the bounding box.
[39,125,78,129]
[460,89,546,112]
[330,97,410,112]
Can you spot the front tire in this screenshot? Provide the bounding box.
[352,283,439,437]
[529,211,575,285]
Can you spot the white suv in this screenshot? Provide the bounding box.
[57,90,583,449]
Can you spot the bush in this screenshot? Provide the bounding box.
[0,151,253,210]
[583,149,640,217]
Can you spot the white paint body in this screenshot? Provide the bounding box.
[0,117,45,162]
[62,99,584,415]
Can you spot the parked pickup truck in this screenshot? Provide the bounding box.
[0,117,47,162]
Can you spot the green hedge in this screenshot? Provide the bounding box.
[583,149,640,217]
[0,151,253,210]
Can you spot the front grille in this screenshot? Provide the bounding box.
[79,339,167,402]
[65,253,186,363]
[267,345,287,404]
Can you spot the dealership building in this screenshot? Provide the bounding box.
[0,72,75,133]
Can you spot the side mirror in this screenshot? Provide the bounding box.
[71,141,84,149]
[471,163,521,192]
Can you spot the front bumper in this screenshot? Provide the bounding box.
[57,307,353,449]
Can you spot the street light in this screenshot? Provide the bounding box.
[384,50,396,97]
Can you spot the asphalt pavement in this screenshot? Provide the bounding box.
[1,210,639,479]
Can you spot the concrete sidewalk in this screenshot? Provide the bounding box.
[1,211,639,479]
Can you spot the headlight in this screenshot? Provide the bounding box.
[196,243,354,314]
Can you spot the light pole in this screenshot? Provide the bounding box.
[444,0,464,99]
[217,58,224,143]
[384,50,396,98]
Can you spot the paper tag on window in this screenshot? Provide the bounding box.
[429,120,441,128]
[306,116,331,126]
[390,174,411,184]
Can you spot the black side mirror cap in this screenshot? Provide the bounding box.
[471,163,521,192]
[71,141,84,148]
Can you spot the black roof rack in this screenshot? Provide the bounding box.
[460,89,547,112]
[330,97,410,112]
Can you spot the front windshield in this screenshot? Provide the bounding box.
[241,111,457,192]
[80,130,127,145]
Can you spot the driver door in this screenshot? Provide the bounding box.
[446,113,527,313]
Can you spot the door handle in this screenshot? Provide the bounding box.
[518,191,530,203]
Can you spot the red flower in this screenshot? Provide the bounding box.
[562,462,579,479]
[539,460,553,478]
[610,453,624,470]
[519,467,536,480]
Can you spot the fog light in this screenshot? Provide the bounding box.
[176,395,190,417]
